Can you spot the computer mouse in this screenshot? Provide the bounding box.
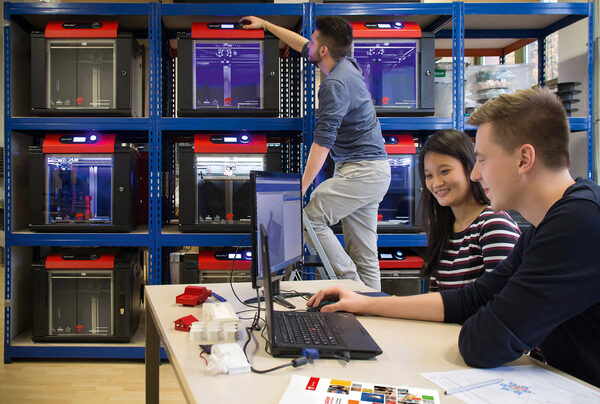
[306,299,338,312]
[236,20,251,29]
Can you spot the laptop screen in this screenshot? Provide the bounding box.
[251,171,302,288]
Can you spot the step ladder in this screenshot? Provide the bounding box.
[295,210,337,281]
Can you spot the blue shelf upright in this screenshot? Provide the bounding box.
[585,1,594,181]
[302,1,316,199]
[3,2,12,364]
[452,1,465,131]
[149,2,162,285]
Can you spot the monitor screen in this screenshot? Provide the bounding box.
[250,171,302,288]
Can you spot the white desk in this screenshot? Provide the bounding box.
[144,280,594,403]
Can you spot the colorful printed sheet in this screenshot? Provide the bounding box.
[279,375,440,404]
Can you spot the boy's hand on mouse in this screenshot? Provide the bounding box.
[307,287,369,314]
[239,16,265,30]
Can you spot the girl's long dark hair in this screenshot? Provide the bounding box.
[418,130,489,278]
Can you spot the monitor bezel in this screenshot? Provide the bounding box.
[250,170,303,289]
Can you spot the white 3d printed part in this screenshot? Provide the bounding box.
[204,302,238,323]
[189,303,240,343]
[206,343,251,375]
[189,321,238,343]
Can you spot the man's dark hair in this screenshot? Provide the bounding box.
[315,16,353,60]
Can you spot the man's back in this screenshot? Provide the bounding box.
[442,178,600,387]
[314,57,387,163]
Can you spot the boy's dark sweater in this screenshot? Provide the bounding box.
[441,178,600,388]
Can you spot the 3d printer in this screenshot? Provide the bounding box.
[178,133,281,232]
[172,249,253,284]
[327,134,423,233]
[28,133,138,232]
[32,249,142,342]
[31,21,143,116]
[177,22,279,116]
[378,248,425,296]
[377,134,423,232]
[352,21,435,116]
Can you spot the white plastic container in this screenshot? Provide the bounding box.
[466,63,534,106]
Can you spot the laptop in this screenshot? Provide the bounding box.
[260,224,383,360]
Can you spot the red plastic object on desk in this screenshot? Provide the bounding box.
[176,285,212,306]
[174,315,198,332]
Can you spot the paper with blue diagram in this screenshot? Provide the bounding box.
[421,364,600,403]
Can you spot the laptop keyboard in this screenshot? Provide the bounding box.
[278,312,338,346]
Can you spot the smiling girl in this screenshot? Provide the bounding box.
[419,130,520,290]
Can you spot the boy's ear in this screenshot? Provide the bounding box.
[518,144,535,174]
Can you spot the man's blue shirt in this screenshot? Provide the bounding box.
[303,43,388,163]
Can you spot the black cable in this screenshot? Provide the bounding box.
[242,315,308,374]
[280,288,313,300]
[250,357,308,374]
[227,237,257,309]
[235,308,263,321]
[260,319,271,354]
[252,288,261,330]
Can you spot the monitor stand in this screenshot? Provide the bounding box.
[244,279,311,309]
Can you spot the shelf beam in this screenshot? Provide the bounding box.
[379,117,452,131]
[315,3,452,16]
[8,232,151,247]
[5,2,149,16]
[161,3,303,16]
[158,232,252,248]
[464,3,589,16]
[8,118,150,131]
[159,117,303,132]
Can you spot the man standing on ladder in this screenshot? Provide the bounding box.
[242,15,391,290]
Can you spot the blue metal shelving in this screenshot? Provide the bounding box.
[3,1,153,362]
[314,3,452,17]
[460,2,594,178]
[160,2,303,16]
[2,2,595,362]
[8,232,151,247]
[159,117,303,132]
[149,2,162,286]
[9,118,150,131]
[452,1,465,130]
[5,2,149,16]
[379,117,453,131]
[159,231,251,248]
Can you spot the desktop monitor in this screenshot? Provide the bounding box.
[250,171,303,289]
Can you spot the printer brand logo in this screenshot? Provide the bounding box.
[306,377,320,391]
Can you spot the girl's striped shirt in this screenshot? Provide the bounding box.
[430,207,521,291]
